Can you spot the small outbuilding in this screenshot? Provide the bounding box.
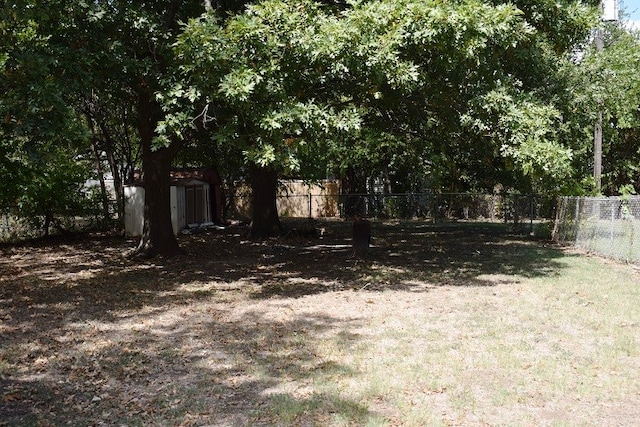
[124,168,223,237]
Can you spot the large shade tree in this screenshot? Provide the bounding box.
[2,0,248,255]
[78,0,209,257]
[175,0,597,234]
[176,0,366,236]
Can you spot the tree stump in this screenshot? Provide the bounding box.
[352,218,371,257]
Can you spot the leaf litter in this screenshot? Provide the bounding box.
[1,219,639,426]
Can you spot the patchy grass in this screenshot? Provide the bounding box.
[1,220,639,426]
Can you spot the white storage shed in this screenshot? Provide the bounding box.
[124,179,212,237]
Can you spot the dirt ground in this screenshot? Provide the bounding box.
[1,219,637,425]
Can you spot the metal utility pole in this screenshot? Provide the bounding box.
[594,0,619,193]
[594,26,604,193]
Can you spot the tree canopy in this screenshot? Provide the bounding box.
[173,0,600,219]
[3,0,640,251]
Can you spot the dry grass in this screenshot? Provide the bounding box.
[1,219,639,426]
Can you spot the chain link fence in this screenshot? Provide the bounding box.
[337,193,551,224]
[1,208,104,243]
[3,191,554,242]
[1,209,40,243]
[554,196,640,264]
[230,191,553,228]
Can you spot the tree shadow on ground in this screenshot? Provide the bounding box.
[242,219,569,298]
[0,219,568,330]
[1,287,372,425]
[0,219,569,425]
[0,219,567,307]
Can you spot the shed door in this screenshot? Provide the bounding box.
[186,186,205,224]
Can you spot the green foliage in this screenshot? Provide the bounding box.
[339,0,594,194]
[619,183,637,198]
[176,0,366,173]
[1,2,95,227]
[3,0,624,239]
[466,88,574,189]
[174,0,598,196]
[533,220,553,240]
[563,24,640,194]
[3,141,93,236]
[19,147,89,214]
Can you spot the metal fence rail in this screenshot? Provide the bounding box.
[231,192,553,226]
[554,196,640,264]
[3,192,555,243]
[0,211,39,243]
[1,210,99,243]
[336,193,550,224]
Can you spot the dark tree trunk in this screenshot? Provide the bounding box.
[249,163,282,238]
[90,138,111,223]
[43,213,52,237]
[105,145,124,221]
[352,218,371,257]
[133,88,181,258]
[136,148,179,257]
[342,165,367,218]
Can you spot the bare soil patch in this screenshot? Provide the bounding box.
[1,219,638,426]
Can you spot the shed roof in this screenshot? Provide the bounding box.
[127,167,221,187]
